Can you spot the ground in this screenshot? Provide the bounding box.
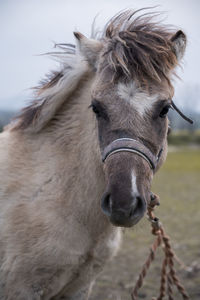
[91,148,200,300]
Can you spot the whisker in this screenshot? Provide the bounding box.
[171,100,193,124]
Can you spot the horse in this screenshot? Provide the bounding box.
[0,9,187,300]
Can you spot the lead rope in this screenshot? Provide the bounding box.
[131,193,190,300]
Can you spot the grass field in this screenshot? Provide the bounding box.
[91,148,200,300]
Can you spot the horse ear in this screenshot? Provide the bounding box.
[73,32,103,69]
[171,30,187,61]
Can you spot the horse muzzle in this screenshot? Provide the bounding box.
[100,137,158,227]
[101,191,146,227]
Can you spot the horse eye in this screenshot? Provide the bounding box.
[90,100,108,120]
[159,104,171,118]
[91,103,101,118]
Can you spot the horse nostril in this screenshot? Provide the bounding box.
[101,193,112,217]
[131,194,146,218]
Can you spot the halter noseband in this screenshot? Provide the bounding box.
[102,138,163,170]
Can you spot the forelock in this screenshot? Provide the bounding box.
[99,9,178,90]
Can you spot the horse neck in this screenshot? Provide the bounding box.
[36,75,110,235]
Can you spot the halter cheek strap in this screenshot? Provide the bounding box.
[102,138,162,170]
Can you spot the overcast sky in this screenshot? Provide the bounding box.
[1,0,200,111]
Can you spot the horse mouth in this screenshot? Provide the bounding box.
[109,212,145,228]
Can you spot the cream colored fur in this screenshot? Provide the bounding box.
[0,51,121,300]
[117,82,157,116]
[0,18,186,299]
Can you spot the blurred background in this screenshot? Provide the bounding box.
[1,0,200,138]
[1,0,200,299]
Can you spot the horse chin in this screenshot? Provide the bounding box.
[109,214,144,228]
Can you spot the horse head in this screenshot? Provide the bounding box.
[74,12,187,227]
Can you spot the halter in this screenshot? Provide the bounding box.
[102,138,163,170]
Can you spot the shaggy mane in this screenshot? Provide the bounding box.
[12,8,180,131]
[101,9,179,87]
[11,44,82,131]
